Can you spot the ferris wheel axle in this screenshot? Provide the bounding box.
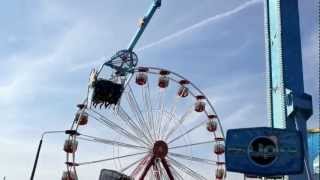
[138,140,174,180]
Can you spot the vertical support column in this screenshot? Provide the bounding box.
[265,0,287,129]
[161,158,174,180]
[264,0,313,179]
[139,156,155,180]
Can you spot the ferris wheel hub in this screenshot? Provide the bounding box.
[152,140,168,159]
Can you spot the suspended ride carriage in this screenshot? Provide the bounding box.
[89,50,138,108]
[62,50,227,180]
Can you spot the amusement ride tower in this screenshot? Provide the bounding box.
[265,0,313,179]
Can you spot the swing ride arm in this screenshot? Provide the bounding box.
[128,0,162,51]
[92,0,162,108]
[99,0,161,77]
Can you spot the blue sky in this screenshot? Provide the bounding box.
[0,0,318,179]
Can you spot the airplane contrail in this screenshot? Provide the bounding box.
[137,0,263,52]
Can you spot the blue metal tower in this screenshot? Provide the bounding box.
[265,0,313,179]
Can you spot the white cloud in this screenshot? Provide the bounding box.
[136,0,263,52]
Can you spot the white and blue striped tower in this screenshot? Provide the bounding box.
[264,0,313,179]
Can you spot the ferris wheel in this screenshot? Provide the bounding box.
[61,51,226,180]
[59,1,226,179]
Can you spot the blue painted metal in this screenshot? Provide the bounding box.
[98,0,161,79]
[264,0,313,179]
[226,127,304,176]
[265,0,286,128]
[103,50,138,74]
[128,0,161,51]
[308,129,320,176]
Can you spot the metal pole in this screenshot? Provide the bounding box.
[29,131,66,180]
[30,139,43,180]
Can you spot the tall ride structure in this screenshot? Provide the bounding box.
[265,0,313,179]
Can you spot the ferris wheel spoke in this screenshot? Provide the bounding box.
[160,96,179,139]
[168,152,217,165]
[164,106,193,140]
[139,156,155,180]
[169,140,215,149]
[142,82,156,141]
[156,89,167,140]
[78,134,149,150]
[115,108,147,142]
[147,83,159,141]
[170,163,198,180]
[168,157,207,180]
[77,151,148,166]
[88,109,149,147]
[127,85,154,142]
[117,106,153,145]
[89,110,148,146]
[171,165,184,180]
[130,154,153,177]
[126,98,154,143]
[168,120,206,144]
[120,155,149,173]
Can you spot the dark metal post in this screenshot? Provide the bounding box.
[29,131,66,180]
[139,156,155,180]
[30,139,43,180]
[161,158,174,180]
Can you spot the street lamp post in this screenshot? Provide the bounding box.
[30,130,77,180]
